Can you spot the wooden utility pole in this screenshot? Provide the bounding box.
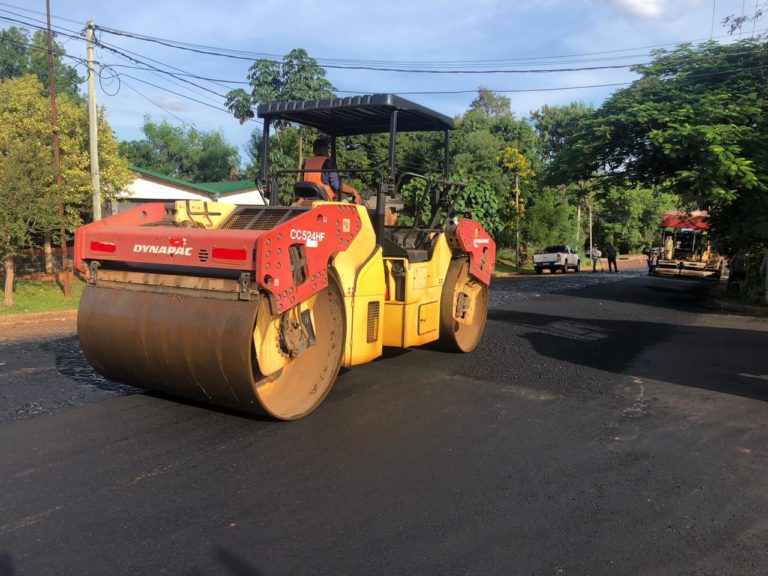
[46,0,70,296]
[588,195,593,260]
[86,20,101,221]
[515,175,521,272]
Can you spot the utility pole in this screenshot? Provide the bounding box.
[46,0,70,297]
[86,20,101,220]
[588,195,593,260]
[576,181,584,250]
[515,175,520,272]
[576,203,581,248]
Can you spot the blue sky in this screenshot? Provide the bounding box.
[1,0,759,166]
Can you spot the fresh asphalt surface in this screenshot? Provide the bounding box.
[1,269,767,576]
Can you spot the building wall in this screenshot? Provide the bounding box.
[122,178,210,202]
[117,176,266,210]
[219,190,266,205]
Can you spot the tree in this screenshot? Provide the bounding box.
[531,102,594,167]
[499,145,535,221]
[469,88,513,119]
[0,76,57,305]
[0,75,131,306]
[594,187,678,253]
[120,117,240,182]
[522,187,577,253]
[581,40,768,247]
[226,49,336,169]
[225,48,335,125]
[0,27,82,101]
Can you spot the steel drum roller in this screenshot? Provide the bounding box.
[77,281,345,420]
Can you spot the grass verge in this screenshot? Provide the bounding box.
[0,276,84,315]
[493,248,536,275]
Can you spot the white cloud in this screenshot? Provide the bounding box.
[151,96,190,113]
[608,0,670,18]
[597,0,706,20]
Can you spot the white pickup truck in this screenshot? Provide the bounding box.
[532,245,581,274]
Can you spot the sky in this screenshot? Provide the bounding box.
[1,0,760,167]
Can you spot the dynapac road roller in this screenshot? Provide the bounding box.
[75,94,496,419]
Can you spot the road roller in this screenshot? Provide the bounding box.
[75,94,496,420]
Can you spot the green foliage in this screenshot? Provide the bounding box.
[226,48,335,126]
[594,187,678,253]
[581,40,768,247]
[451,172,504,236]
[396,170,503,237]
[469,88,513,119]
[229,48,336,175]
[0,76,58,261]
[531,102,594,187]
[521,187,577,253]
[0,75,132,244]
[0,27,82,101]
[531,102,594,163]
[451,99,540,222]
[120,117,240,182]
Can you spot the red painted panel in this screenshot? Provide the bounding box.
[661,210,709,230]
[453,218,496,286]
[75,203,170,273]
[254,204,363,313]
[79,226,263,272]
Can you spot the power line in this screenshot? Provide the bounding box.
[119,77,197,131]
[4,0,754,70]
[0,1,83,26]
[0,8,84,39]
[118,73,255,122]
[93,22,766,69]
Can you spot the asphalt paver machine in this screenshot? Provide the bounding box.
[648,210,724,278]
[75,94,496,419]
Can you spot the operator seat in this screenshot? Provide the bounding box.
[293,181,329,201]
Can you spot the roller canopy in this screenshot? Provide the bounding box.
[661,210,710,230]
[257,93,454,135]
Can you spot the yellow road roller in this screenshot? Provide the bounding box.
[75,94,496,420]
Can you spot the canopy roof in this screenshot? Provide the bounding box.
[257,93,454,136]
[661,210,710,230]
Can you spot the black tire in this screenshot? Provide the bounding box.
[575,261,581,273]
[562,260,568,273]
[535,267,543,275]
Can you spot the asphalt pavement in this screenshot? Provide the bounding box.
[1,269,767,576]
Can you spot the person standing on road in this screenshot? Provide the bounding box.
[606,244,618,273]
[590,244,603,273]
[727,248,747,291]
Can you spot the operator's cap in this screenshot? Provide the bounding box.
[313,137,330,150]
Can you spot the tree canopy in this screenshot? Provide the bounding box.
[225,48,335,126]
[0,75,131,305]
[0,26,82,101]
[120,117,241,182]
[228,39,767,258]
[581,39,768,246]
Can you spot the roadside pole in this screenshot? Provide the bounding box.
[588,195,593,262]
[515,175,520,272]
[86,20,101,221]
[46,0,70,297]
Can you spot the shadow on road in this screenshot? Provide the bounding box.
[487,308,768,403]
[213,548,267,576]
[0,553,15,576]
[568,275,721,313]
